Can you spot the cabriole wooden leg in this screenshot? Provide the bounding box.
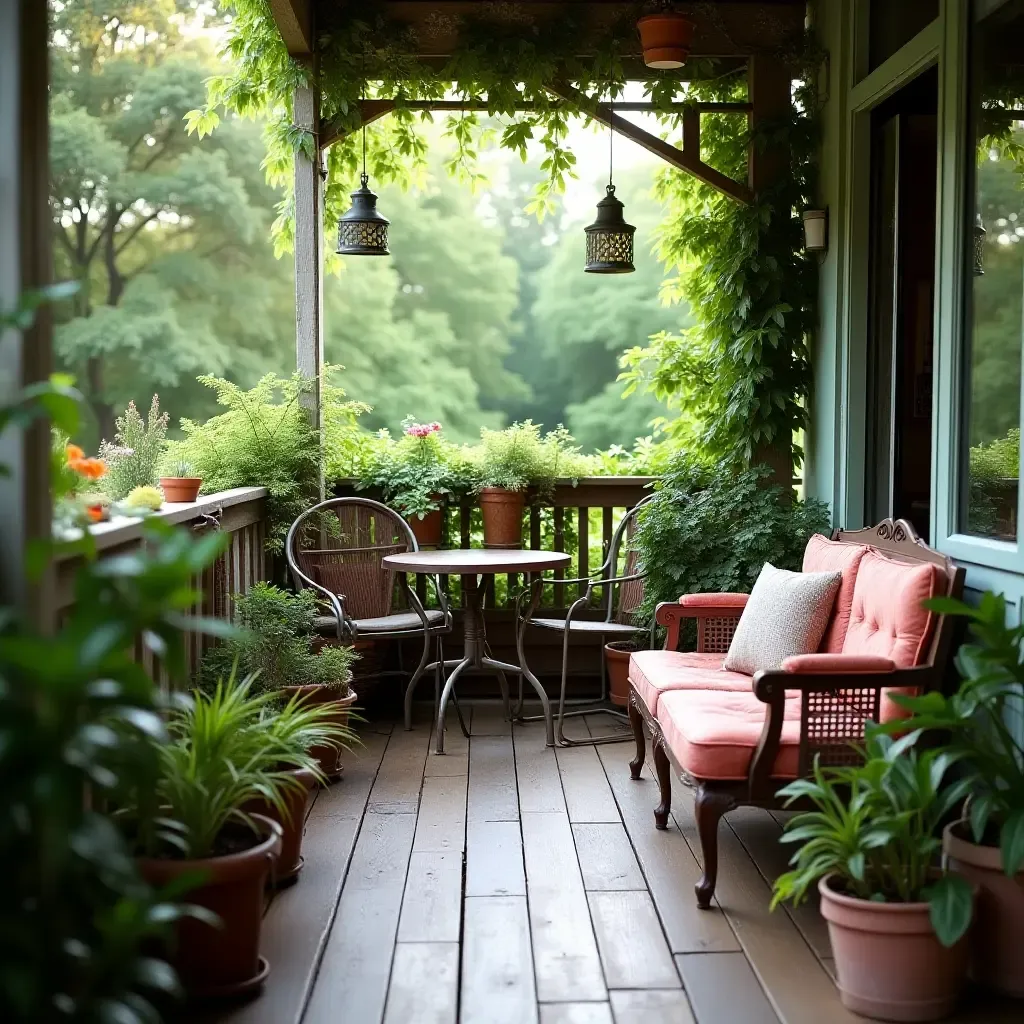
[628,696,645,780]
[652,739,672,829]
[694,785,733,909]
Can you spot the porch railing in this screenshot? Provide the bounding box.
[53,486,269,687]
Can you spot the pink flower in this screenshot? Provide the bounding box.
[404,421,442,438]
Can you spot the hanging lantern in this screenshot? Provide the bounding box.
[584,127,635,274]
[336,105,390,257]
[973,213,986,276]
[337,173,390,256]
[637,13,696,70]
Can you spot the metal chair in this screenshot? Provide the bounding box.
[285,497,456,724]
[514,494,655,746]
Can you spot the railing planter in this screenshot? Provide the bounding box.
[479,486,526,548]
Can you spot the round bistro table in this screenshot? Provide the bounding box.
[382,548,570,753]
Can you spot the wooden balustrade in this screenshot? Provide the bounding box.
[52,487,269,688]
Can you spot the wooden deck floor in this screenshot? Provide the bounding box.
[207,703,1019,1024]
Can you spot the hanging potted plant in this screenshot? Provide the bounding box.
[637,6,696,70]
[773,729,974,1022]
[160,458,204,503]
[885,591,1024,997]
[201,582,360,782]
[123,675,354,999]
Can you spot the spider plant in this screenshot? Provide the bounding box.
[131,671,359,860]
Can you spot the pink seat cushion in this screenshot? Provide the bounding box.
[629,651,751,716]
[842,549,941,721]
[657,688,802,781]
[802,534,869,653]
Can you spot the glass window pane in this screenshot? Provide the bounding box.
[962,0,1024,541]
[869,0,938,72]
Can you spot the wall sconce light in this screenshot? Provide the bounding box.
[802,209,828,253]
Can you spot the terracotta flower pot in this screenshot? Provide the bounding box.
[637,13,696,69]
[479,487,525,548]
[280,683,357,781]
[818,875,972,1022]
[160,477,202,503]
[244,767,317,886]
[139,813,282,1000]
[944,820,1024,996]
[407,496,444,548]
[604,641,641,707]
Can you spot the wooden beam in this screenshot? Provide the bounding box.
[268,0,313,57]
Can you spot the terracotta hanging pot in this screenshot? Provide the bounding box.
[944,820,1024,996]
[159,477,203,503]
[818,875,972,1021]
[604,641,641,707]
[280,682,358,781]
[637,13,696,70]
[407,496,444,548]
[138,813,282,1000]
[479,487,525,548]
[244,767,317,886]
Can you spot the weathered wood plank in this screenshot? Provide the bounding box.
[588,890,680,990]
[540,1003,613,1024]
[466,819,526,898]
[594,740,739,955]
[515,720,567,814]
[425,701,471,777]
[572,823,645,891]
[397,851,462,943]
[675,953,779,1024]
[383,942,458,1024]
[413,774,467,854]
[471,700,512,736]
[462,896,538,1024]
[608,990,696,1024]
[366,727,431,815]
[521,810,607,1002]
[556,741,621,824]
[468,733,519,822]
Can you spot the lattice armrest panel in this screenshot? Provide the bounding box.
[696,615,741,654]
[798,687,882,774]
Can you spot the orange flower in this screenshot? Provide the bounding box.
[78,457,106,480]
[86,504,105,523]
[66,443,85,463]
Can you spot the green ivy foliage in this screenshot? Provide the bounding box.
[633,451,830,630]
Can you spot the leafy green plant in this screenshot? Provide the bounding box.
[166,369,368,553]
[200,583,357,695]
[478,421,584,496]
[99,395,169,501]
[633,450,830,625]
[0,517,232,1023]
[883,592,1024,877]
[772,730,973,947]
[127,674,358,860]
[969,428,1020,483]
[164,459,198,479]
[123,484,165,512]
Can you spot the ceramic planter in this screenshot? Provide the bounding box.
[245,767,317,886]
[637,13,695,69]
[139,813,282,1000]
[479,487,525,548]
[944,820,1024,996]
[818,875,971,1022]
[280,682,357,781]
[160,476,202,503]
[604,641,641,707]
[407,496,444,548]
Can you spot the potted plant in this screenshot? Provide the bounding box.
[637,7,696,70]
[160,458,203,503]
[886,591,1024,997]
[604,637,644,706]
[201,582,360,780]
[773,729,974,1022]
[99,394,169,501]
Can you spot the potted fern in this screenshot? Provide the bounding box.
[772,730,974,1021]
[160,458,203,503]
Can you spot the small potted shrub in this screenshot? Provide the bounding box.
[887,591,1024,997]
[773,730,974,1022]
[160,458,203,503]
[124,675,353,998]
[604,637,645,706]
[201,582,359,780]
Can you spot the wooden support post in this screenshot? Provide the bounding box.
[293,83,325,496]
[748,54,795,492]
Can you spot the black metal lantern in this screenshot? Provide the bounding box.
[336,112,390,257]
[973,212,986,276]
[584,127,635,274]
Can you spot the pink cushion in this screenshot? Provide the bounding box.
[679,593,749,609]
[802,535,869,653]
[657,688,802,781]
[781,654,897,674]
[629,651,751,716]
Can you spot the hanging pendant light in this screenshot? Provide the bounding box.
[336,104,390,257]
[584,125,635,274]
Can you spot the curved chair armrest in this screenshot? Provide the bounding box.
[656,594,746,652]
[287,559,354,641]
[424,573,452,625]
[780,654,897,675]
[751,663,930,702]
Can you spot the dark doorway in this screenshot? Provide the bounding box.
[864,67,938,539]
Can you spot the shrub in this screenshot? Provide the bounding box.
[478,421,585,496]
[123,484,164,511]
[100,395,168,501]
[633,451,831,629]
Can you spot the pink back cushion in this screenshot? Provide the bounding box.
[802,534,869,653]
[842,550,939,667]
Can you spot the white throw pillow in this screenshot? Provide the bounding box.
[723,563,842,675]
